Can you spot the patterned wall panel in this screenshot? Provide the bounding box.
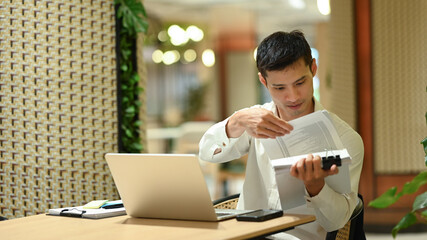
[372,0,427,173]
[0,0,119,219]
[328,0,357,130]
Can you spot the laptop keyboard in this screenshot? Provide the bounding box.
[216,212,233,217]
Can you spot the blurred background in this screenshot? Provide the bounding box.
[144,0,331,199]
[1,0,426,237]
[141,0,427,236]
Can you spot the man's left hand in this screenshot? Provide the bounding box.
[290,154,339,197]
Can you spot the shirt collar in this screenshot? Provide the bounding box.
[272,97,324,118]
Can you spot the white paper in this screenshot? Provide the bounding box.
[260,110,352,210]
[261,110,344,159]
[271,149,351,170]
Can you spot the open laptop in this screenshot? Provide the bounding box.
[105,153,252,221]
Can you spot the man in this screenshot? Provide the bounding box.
[198,31,364,239]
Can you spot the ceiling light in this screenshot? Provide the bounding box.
[253,47,257,61]
[288,0,306,9]
[317,0,331,15]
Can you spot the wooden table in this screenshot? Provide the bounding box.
[0,213,315,240]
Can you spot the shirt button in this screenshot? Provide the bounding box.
[222,142,226,146]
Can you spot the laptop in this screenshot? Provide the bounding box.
[105,153,252,221]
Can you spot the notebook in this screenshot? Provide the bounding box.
[48,205,126,219]
[105,153,252,221]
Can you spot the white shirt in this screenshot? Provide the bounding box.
[198,100,364,239]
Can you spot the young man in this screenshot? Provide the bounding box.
[198,31,364,239]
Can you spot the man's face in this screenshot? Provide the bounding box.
[259,57,317,121]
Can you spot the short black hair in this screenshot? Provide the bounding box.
[256,30,312,79]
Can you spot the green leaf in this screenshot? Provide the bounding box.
[412,191,427,212]
[422,137,427,166]
[369,187,399,208]
[125,106,135,114]
[117,0,148,35]
[125,128,133,138]
[121,49,132,60]
[402,172,427,195]
[133,120,142,127]
[392,212,417,238]
[121,64,128,72]
[115,0,123,17]
[421,209,427,219]
[131,142,143,151]
[131,73,140,83]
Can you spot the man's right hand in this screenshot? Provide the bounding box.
[226,108,293,138]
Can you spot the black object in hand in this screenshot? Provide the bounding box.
[321,155,342,170]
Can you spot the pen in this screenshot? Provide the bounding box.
[101,203,124,209]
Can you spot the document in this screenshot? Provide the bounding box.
[260,110,352,210]
[48,200,126,219]
[271,149,351,170]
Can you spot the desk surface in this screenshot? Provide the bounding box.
[0,213,315,240]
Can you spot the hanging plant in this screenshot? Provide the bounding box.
[114,0,149,153]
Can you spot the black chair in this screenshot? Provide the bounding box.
[213,193,240,209]
[325,194,366,240]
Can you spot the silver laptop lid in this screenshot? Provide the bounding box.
[105,153,219,221]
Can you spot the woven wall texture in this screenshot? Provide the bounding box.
[372,0,427,173]
[328,0,357,130]
[0,0,119,219]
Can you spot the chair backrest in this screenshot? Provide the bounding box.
[213,193,240,209]
[326,194,366,240]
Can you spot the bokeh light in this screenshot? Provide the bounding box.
[202,49,215,67]
[186,25,204,42]
[184,49,197,63]
[152,49,163,63]
[163,50,180,65]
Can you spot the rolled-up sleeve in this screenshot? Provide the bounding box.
[199,117,250,163]
[305,183,357,231]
